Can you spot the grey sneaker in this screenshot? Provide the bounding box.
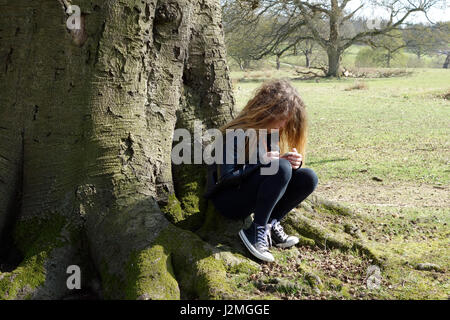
[238,222,274,262]
[270,219,299,248]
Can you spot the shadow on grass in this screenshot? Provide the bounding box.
[307,158,350,166]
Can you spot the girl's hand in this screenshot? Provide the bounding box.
[262,151,280,163]
[281,148,302,169]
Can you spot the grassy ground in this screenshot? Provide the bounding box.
[227,66,450,300]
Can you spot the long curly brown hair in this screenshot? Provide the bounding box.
[220,78,308,164]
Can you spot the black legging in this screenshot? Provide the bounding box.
[211,158,319,226]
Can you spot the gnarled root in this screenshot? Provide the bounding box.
[0,214,90,299]
[119,223,236,300]
[283,195,384,266]
[86,197,242,300]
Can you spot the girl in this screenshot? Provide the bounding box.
[208,79,318,263]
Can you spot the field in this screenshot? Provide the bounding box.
[227,66,450,299]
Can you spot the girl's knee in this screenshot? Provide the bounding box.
[266,158,292,184]
[260,158,292,184]
[294,167,318,191]
[278,158,292,179]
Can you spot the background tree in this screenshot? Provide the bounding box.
[233,0,443,76]
[432,22,450,68]
[222,0,309,70]
[293,18,329,68]
[222,0,265,69]
[224,22,262,70]
[403,23,438,60]
[367,29,406,67]
[297,39,317,68]
[441,50,450,68]
[355,47,385,67]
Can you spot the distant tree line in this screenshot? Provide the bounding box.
[222,0,449,75]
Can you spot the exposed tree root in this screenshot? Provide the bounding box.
[0,214,90,299]
[283,195,385,267]
[0,189,385,300]
[0,205,242,300]
[120,223,236,300]
[197,201,251,248]
[284,211,353,250]
[0,161,384,300]
[163,164,208,232]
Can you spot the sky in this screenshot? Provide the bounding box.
[345,0,449,24]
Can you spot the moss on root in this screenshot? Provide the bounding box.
[284,212,353,251]
[227,261,260,275]
[124,245,180,300]
[14,214,67,254]
[0,215,68,299]
[312,197,353,217]
[99,259,126,300]
[160,194,184,225]
[109,224,234,300]
[282,223,316,247]
[0,252,47,299]
[164,224,234,299]
[164,165,207,231]
[283,203,384,266]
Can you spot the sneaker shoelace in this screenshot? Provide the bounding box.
[256,224,272,251]
[271,219,288,242]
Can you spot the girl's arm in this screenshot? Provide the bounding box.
[218,137,244,182]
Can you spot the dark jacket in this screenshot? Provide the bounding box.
[219,139,262,180]
[203,134,271,199]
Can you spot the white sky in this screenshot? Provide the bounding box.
[346,0,449,24]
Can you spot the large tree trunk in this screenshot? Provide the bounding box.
[276,54,281,70]
[325,2,341,77]
[0,0,241,300]
[326,48,342,77]
[305,52,311,68]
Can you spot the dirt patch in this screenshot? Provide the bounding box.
[248,246,382,300]
[344,81,368,91]
[315,180,449,208]
[437,91,450,100]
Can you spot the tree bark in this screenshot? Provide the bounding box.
[326,48,342,77]
[325,2,341,77]
[0,0,239,300]
[305,52,311,68]
[443,53,450,69]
